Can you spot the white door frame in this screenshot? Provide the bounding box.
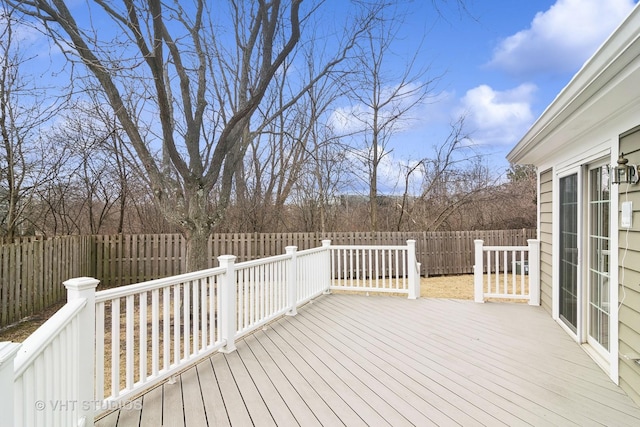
[553,154,619,383]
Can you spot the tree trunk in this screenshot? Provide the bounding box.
[183,187,211,272]
[184,225,210,273]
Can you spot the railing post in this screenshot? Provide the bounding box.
[528,239,541,306]
[0,341,21,427]
[407,240,419,299]
[474,240,485,303]
[322,240,332,294]
[218,255,237,353]
[286,246,298,316]
[63,277,99,427]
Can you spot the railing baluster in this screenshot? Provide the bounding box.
[486,251,492,294]
[95,301,105,400]
[402,249,407,290]
[111,298,120,398]
[375,249,380,288]
[367,248,373,286]
[126,295,134,390]
[395,249,400,290]
[511,251,516,295]
[183,281,190,361]
[521,250,526,296]
[192,280,199,356]
[163,287,170,371]
[494,250,499,293]
[201,278,207,351]
[342,248,347,287]
[210,277,216,345]
[382,249,387,289]
[247,267,253,327]
[348,248,353,287]
[139,291,148,383]
[173,283,180,366]
[503,250,508,295]
[151,289,159,376]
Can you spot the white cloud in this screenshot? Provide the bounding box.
[459,84,537,146]
[488,0,636,76]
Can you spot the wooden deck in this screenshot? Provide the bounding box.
[96,294,640,426]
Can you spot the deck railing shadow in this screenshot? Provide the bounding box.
[1,239,420,427]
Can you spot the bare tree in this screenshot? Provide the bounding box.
[342,8,438,231]
[6,0,381,270]
[0,7,64,241]
[394,116,491,231]
[45,101,134,234]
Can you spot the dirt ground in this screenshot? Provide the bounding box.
[0,275,476,343]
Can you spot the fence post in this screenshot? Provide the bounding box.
[474,240,485,303]
[218,255,237,353]
[407,240,419,299]
[64,277,99,427]
[286,246,298,316]
[528,239,541,306]
[322,240,332,294]
[0,341,21,427]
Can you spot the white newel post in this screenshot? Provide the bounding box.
[322,240,332,294]
[0,341,21,427]
[286,246,298,316]
[407,240,419,299]
[64,277,99,427]
[474,240,485,303]
[528,239,541,306]
[218,255,237,353]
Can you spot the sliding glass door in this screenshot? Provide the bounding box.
[588,166,610,352]
[559,174,578,332]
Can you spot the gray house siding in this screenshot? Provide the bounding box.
[539,168,553,315]
[618,130,640,405]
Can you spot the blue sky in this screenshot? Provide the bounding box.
[338,0,639,180]
[11,0,640,190]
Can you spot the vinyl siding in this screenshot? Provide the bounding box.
[618,130,640,405]
[539,168,553,314]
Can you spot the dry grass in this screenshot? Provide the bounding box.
[0,301,66,342]
[421,275,475,299]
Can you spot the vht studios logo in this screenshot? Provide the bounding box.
[34,399,142,411]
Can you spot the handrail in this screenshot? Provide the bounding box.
[481,245,529,251]
[234,252,291,269]
[329,244,410,250]
[95,266,226,302]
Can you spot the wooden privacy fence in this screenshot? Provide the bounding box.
[94,229,536,287]
[1,229,535,328]
[0,236,94,328]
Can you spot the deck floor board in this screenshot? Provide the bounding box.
[97,295,640,426]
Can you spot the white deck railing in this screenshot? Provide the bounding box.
[9,278,98,427]
[473,239,540,305]
[2,240,419,427]
[329,240,420,299]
